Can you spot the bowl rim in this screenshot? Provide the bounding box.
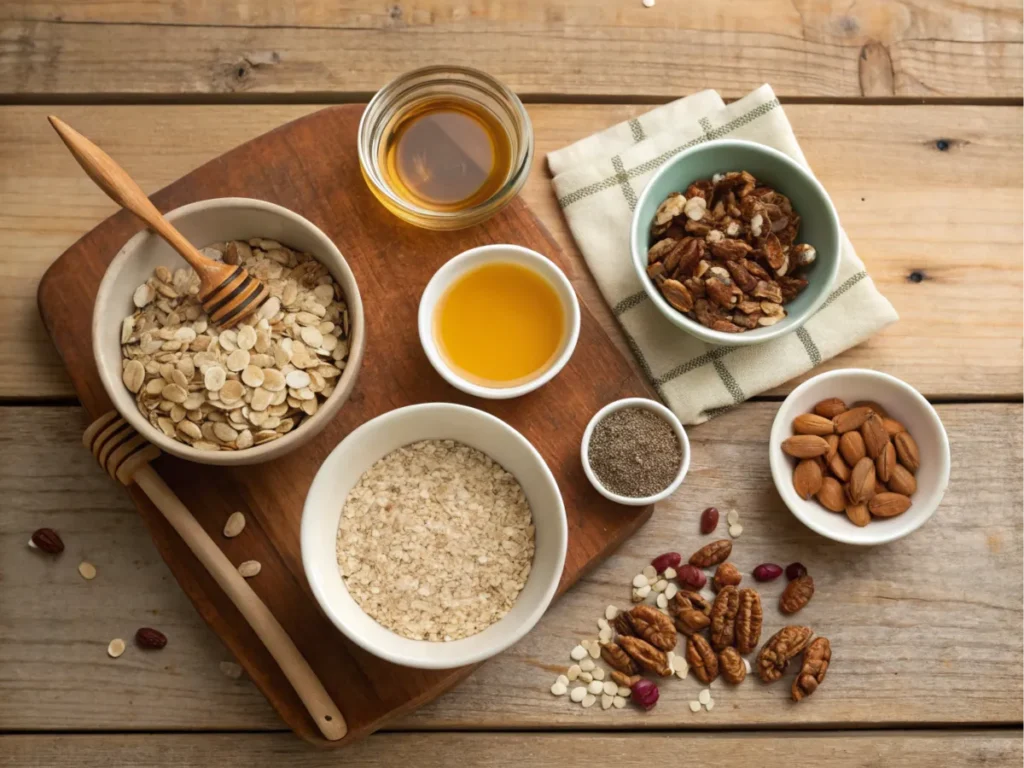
[300,401,568,668]
[92,196,366,465]
[417,244,581,400]
[769,368,951,545]
[629,138,842,347]
[580,397,690,506]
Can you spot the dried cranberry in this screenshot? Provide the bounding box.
[651,552,681,572]
[786,562,808,580]
[631,678,660,711]
[676,564,707,591]
[752,563,783,582]
[700,507,720,534]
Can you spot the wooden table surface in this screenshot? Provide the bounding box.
[0,2,1021,766]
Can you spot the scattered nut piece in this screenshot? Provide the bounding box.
[223,511,246,538]
[237,560,262,578]
[78,561,97,580]
[107,638,126,658]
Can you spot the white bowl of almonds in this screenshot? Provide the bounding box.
[770,369,950,545]
[302,402,567,669]
[93,197,364,465]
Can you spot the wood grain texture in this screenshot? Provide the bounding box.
[1,403,1019,730]
[0,732,1021,767]
[34,105,654,745]
[2,103,1021,400]
[1,1,1021,99]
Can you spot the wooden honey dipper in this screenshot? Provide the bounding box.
[83,411,347,741]
[48,116,269,328]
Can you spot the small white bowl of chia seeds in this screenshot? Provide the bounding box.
[581,397,690,506]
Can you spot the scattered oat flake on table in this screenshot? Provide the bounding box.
[78,561,97,580]
[223,511,246,538]
[107,638,126,658]
[237,560,261,578]
[219,661,244,679]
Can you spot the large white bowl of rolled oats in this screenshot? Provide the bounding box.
[93,197,365,465]
[302,402,567,669]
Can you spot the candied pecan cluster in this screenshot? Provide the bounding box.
[646,171,816,333]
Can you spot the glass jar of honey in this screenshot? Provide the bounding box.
[358,66,534,230]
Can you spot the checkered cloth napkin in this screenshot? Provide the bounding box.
[548,85,898,424]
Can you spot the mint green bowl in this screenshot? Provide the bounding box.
[630,139,841,346]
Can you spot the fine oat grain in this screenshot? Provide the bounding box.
[336,439,535,641]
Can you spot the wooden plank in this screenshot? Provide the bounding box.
[0,403,1019,730]
[1,1,1021,99]
[0,732,1021,767]
[1,104,1021,400]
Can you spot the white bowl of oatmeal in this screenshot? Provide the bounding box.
[301,402,568,669]
[92,197,364,465]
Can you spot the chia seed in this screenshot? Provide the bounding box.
[587,406,681,498]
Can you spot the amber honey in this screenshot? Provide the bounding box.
[380,96,513,212]
[435,262,565,387]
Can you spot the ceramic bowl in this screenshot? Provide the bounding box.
[581,398,690,506]
[93,197,365,466]
[630,139,841,346]
[418,244,581,399]
[301,402,568,669]
[769,369,950,545]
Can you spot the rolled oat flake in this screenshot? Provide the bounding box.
[587,407,681,498]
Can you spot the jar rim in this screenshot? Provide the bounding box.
[357,66,534,228]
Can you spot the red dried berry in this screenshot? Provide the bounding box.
[752,563,783,582]
[786,562,808,580]
[651,552,681,572]
[631,678,660,711]
[135,627,168,649]
[676,564,707,591]
[700,507,720,534]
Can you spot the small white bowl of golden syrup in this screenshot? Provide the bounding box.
[418,245,581,399]
[358,66,534,230]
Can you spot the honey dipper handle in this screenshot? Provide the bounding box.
[47,116,222,287]
[132,464,347,741]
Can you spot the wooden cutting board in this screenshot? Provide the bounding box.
[37,105,655,747]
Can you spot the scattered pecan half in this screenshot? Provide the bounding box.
[735,588,763,655]
[713,562,742,591]
[709,585,739,651]
[689,539,733,568]
[611,611,635,637]
[780,574,815,615]
[757,626,813,683]
[618,635,672,677]
[610,670,642,689]
[719,647,746,684]
[628,605,677,651]
[601,641,640,675]
[686,634,719,684]
[792,637,831,702]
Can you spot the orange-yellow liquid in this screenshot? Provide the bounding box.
[435,262,565,387]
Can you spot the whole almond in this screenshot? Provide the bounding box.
[848,457,876,503]
[828,453,851,482]
[882,417,907,438]
[833,406,873,434]
[29,527,64,554]
[876,442,896,483]
[824,434,840,463]
[894,432,920,474]
[813,398,847,419]
[860,414,889,459]
[838,431,866,466]
[135,627,168,649]
[792,413,835,436]
[816,477,846,512]
[781,435,830,459]
[852,400,889,418]
[793,459,823,500]
[846,504,870,527]
[869,492,912,518]
[888,464,917,496]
